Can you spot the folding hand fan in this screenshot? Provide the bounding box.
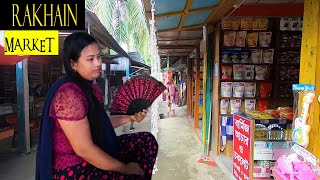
[109,75,166,115]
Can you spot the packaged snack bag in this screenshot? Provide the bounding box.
[235,31,247,47]
[240,18,252,30]
[221,50,231,63]
[233,65,244,80]
[247,32,259,47]
[230,49,241,63]
[255,65,268,80]
[223,31,236,47]
[260,82,273,98]
[259,32,272,47]
[251,18,260,30]
[221,65,233,80]
[259,18,269,30]
[221,82,233,97]
[231,18,240,30]
[244,65,255,80]
[222,18,232,30]
[240,49,251,63]
[233,82,245,97]
[251,49,262,64]
[280,18,289,31]
[258,100,270,112]
[262,49,274,64]
[230,99,242,114]
[244,82,256,98]
[220,99,229,114]
[245,99,256,112]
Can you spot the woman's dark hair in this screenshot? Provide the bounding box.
[63,32,105,149]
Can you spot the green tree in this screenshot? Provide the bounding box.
[85,0,151,65]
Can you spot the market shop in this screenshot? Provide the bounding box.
[143,0,320,178]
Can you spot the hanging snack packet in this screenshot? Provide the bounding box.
[244,82,256,97]
[260,82,273,98]
[231,18,240,30]
[245,99,256,112]
[251,18,260,30]
[255,65,268,80]
[221,65,233,80]
[221,50,231,63]
[240,49,251,63]
[240,18,252,30]
[244,65,255,80]
[235,31,247,47]
[259,18,269,30]
[223,31,236,47]
[230,99,242,114]
[258,100,270,112]
[230,49,241,63]
[222,18,232,30]
[233,82,245,97]
[247,32,259,47]
[220,99,229,114]
[259,32,272,47]
[251,49,262,63]
[221,82,233,97]
[262,49,274,64]
[280,18,289,31]
[233,65,244,80]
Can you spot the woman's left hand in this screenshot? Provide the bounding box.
[130,109,148,123]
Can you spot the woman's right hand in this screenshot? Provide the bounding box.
[121,162,144,175]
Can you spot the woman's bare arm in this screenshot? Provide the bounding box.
[58,117,125,172]
[109,115,132,128]
[109,110,148,128]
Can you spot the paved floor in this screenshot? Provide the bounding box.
[0,101,230,180]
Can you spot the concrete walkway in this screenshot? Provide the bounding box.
[0,101,230,180]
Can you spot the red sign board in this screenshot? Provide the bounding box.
[233,114,253,180]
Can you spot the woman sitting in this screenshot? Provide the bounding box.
[36,32,158,180]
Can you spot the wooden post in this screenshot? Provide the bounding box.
[16,58,30,153]
[194,46,201,128]
[187,57,193,116]
[211,28,221,155]
[299,0,320,158]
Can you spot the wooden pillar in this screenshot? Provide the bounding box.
[187,57,193,116]
[211,28,221,155]
[16,58,30,153]
[194,46,201,128]
[299,0,320,158]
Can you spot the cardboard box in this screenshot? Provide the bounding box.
[222,140,233,157]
